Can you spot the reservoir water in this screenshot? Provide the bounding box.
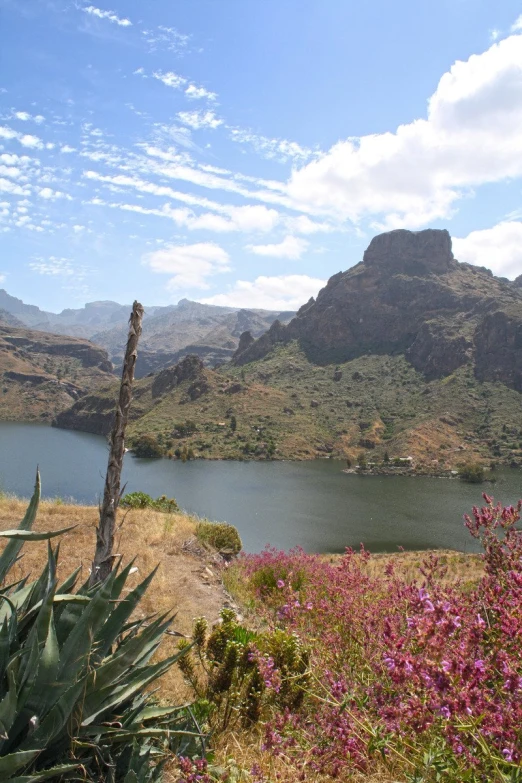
[1,422,520,553]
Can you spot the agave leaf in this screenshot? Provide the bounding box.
[95,563,155,659]
[82,649,191,727]
[8,763,79,782]
[19,678,87,751]
[0,527,76,542]
[56,566,81,596]
[0,471,40,584]
[0,748,39,776]
[57,568,118,687]
[0,661,20,740]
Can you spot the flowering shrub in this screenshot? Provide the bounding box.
[232,496,522,781]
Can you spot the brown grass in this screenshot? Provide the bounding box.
[0,496,228,705]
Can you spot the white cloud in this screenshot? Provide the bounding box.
[13,111,44,124]
[82,5,132,27]
[229,128,315,163]
[453,221,522,279]
[0,273,5,283]
[285,215,334,234]
[38,187,70,200]
[511,15,522,32]
[143,26,189,53]
[0,178,29,196]
[29,257,75,276]
[61,145,76,153]
[286,33,522,228]
[143,242,230,289]
[178,110,223,130]
[248,235,309,259]
[152,71,186,90]
[185,84,217,101]
[0,126,44,150]
[73,225,85,233]
[201,274,325,310]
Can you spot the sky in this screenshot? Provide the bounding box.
[1,0,522,313]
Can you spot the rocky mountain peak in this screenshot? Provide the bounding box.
[363,228,455,276]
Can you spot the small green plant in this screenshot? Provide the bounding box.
[195,521,242,555]
[121,490,179,512]
[178,609,309,732]
[130,434,164,458]
[357,451,367,469]
[458,461,484,483]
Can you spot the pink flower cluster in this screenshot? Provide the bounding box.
[238,496,522,778]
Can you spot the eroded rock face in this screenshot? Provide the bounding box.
[232,228,522,392]
[151,354,205,398]
[474,312,522,392]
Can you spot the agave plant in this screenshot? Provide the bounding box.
[0,472,204,782]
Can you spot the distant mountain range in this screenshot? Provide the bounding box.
[0,291,294,377]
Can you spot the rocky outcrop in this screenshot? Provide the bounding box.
[474,312,522,392]
[53,394,116,436]
[151,355,205,399]
[0,326,112,370]
[233,228,522,392]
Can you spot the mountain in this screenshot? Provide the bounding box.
[0,291,293,376]
[233,229,522,392]
[53,229,522,470]
[92,299,295,376]
[0,324,114,422]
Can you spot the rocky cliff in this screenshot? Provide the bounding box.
[234,229,522,391]
[0,325,114,421]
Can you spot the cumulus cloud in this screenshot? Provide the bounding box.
[0,126,43,149]
[286,33,522,228]
[201,274,325,310]
[178,110,223,130]
[143,242,231,289]
[82,5,132,27]
[511,15,522,32]
[152,71,186,89]
[0,273,5,283]
[453,221,522,279]
[185,84,217,101]
[248,235,309,259]
[14,111,45,124]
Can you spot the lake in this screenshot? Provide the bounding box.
[0,422,520,553]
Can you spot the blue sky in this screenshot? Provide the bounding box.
[1,0,522,313]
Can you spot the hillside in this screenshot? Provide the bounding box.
[53,229,522,470]
[0,324,115,421]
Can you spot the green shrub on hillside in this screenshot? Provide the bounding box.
[121,490,179,512]
[0,473,202,781]
[458,461,485,483]
[130,434,164,458]
[196,520,242,555]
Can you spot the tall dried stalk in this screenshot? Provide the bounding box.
[91,301,144,584]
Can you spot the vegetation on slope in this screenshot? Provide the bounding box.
[54,343,522,470]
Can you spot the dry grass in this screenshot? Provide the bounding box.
[0,495,228,704]
[323,548,484,588]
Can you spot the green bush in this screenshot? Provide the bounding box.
[130,434,164,458]
[0,473,202,781]
[458,461,485,483]
[121,491,179,513]
[178,609,309,731]
[195,521,242,555]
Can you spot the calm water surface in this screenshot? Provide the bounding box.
[1,422,521,553]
